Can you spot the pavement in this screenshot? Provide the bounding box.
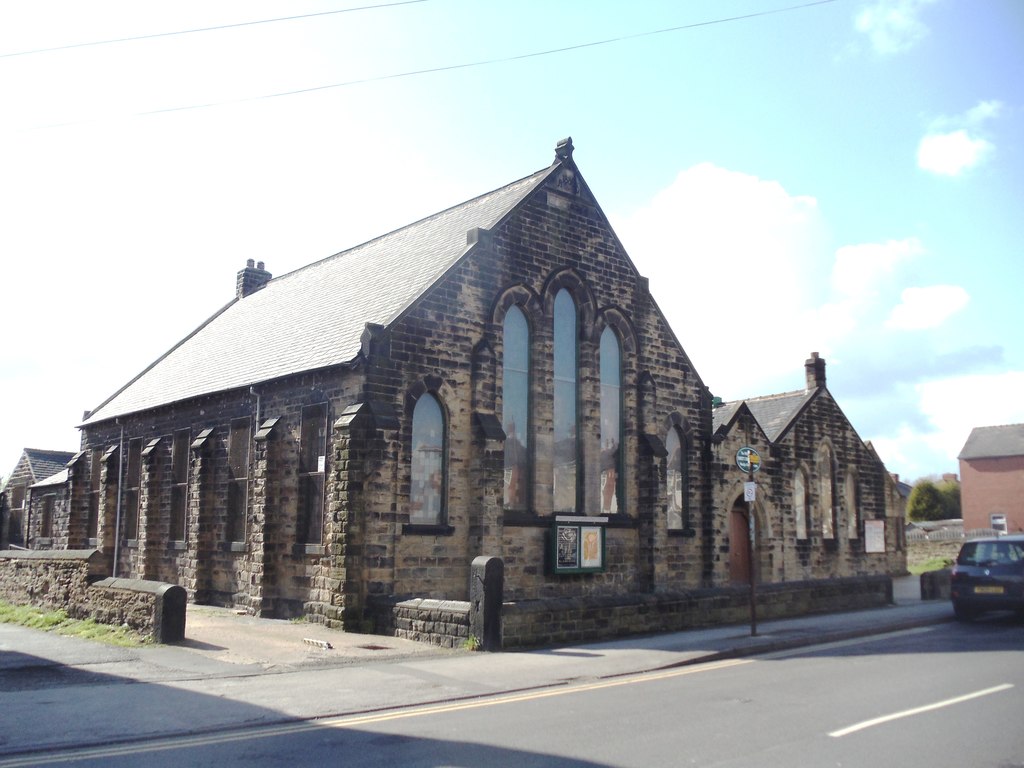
[0,575,955,760]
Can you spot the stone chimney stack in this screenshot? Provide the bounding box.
[236,259,272,299]
[805,351,826,390]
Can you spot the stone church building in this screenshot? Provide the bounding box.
[2,139,905,640]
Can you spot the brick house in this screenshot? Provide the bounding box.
[5,140,906,637]
[959,423,1024,533]
[0,448,75,549]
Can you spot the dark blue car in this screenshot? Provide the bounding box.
[950,534,1024,621]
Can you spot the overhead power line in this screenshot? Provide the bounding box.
[138,0,840,117]
[0,0,430,59]
[24,0,840,128]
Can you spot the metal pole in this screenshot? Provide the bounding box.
[748,468,757,637]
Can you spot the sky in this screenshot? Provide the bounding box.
[1,0,1022,485]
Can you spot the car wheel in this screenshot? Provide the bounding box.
[953,602,976,622]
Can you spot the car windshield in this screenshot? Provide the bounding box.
[958,541,1024,566]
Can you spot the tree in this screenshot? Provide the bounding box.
[907,480,947,521]
[936,478,961,519]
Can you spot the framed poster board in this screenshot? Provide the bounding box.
[550,517,607,574]
[864,519,886,553]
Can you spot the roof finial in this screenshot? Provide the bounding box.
[555,136,574,165]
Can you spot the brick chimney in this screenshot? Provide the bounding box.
[236,259,272,298]
[805,351,826,390]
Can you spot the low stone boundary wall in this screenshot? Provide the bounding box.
[367,597,471,648]
[369,575,891,650]
[0,549,103,612]
[0,549,185,643]
[502,575,892,649]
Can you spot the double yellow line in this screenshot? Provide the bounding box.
[0,658,752,766]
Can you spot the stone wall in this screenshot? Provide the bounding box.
[908,538,961,569]
[79,370,361,618]
[0,549,184,642]
[0,549,100,612]
[367,597,471,648]
[503,576,892,649]
[366,575,891,650]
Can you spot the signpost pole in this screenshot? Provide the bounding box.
[747,468,757,637]
[736,445,761,638]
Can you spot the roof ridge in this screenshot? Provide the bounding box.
[269,166,556,284]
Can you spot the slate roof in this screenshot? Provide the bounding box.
[958,423,1024,460]
[84,165,557,426]
[2,449,76,492]
[23,449,75,482]
[32,468,69,489]
[713,389,816,443]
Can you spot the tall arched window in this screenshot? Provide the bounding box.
[552,289,578,514]
[410,393,445,525]
[845,471,860,539]
[819,446,836,541]
[600,327,622,515]
[666,427,688,530]
[503,306,529,511]
[794,468,809,540]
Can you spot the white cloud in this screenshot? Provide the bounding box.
[861,371,1024,481]
[854,0,937,55]
[815,237,925,339]
[886,285,970,330]
[965,100,1004,124]
[917,100,1003,176]
[611,163,828,397]
[831,238,924,299]
[917,130,993,176]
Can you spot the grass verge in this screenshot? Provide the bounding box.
[908,556,953,576]
[0,601,150,647]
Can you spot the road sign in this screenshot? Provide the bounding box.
[735,446,761,474]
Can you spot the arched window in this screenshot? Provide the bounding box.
[794,467,809,540]
[666,426,688,530]
[819,446,836,541]
[502,306,530,511]
[845,471,860,539]
[552,289,578,514]
[600,327,622,515]
[410,393,445,525]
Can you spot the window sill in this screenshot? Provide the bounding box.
[221,541,247,553]
[168,541,186,552]
[402,524,455,536]
[504,512,634,527]
[668,528,697,538]
[294,544,326,556]
[503,511,548,527]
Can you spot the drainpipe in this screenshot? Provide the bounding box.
[112,420,125,577]
[24,489,32,550]
[249,386,261,428]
